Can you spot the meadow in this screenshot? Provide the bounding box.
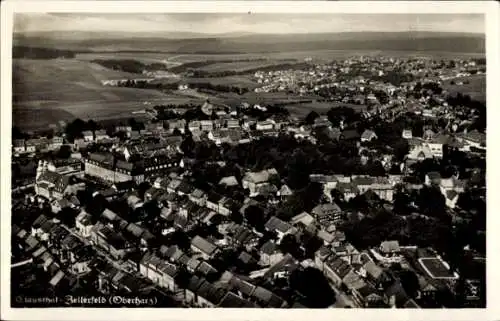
[442,74,486,103]
[12,59,200,129]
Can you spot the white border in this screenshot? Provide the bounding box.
[1,1,499,321]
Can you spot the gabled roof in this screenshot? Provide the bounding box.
[260,240,279,255]
[363,261,383,280]
[380,240,400,253]
[264,216,293,234]
[191,235,218,256]
[311,203,341,217]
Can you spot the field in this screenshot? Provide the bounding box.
[418,257,457,279]
[196,61,292,73]
[184,76,260,88]
[442,74,486,103]
[12,59,202,129]
[75,52,182,67]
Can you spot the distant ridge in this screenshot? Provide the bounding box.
[13,31,485,54]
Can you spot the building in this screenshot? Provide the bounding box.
[82,131,94,142]
[260,240,284,266]
[139,252,178,292]
[361,130,378,142]
[264,216,297,241]
[352,176,394,202]
[35,166,84,200]
[84,153,145,184]
[242,168,279,196]
[311,203,343,225]
[191,236,220,260]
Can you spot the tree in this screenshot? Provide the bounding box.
[289,267,336,308]
[56,145,72,159]
[305,111,320,125]
[398,269,420,298]
[244,205,266,231]
[278,234,300,258]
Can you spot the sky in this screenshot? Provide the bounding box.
[14,13,484,35]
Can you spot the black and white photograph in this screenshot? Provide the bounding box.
[1,1,498,320]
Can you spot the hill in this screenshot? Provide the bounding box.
[13,31,485,54]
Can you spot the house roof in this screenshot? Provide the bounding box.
[243,168,278,184]
[265,216,293,234]
[260,240,279,255]
[37,171,70,193]
[317,230,335,244]
[311,203,341,217]
[290,212,315,227]
[278,184,293,196]
[363,261,383,280]
[219,176,239,187]
[380,240,400,253]
[197,261,218,276]
[191,235,218,256]
[325,257,352,279]
[343,269,367,291]
[361,130,377,139]
[190,188,206,199]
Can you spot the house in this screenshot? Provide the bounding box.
[402,129,413,139]
[31,215,54,241]
[90,223,132,260]
[82,131,94,142]
[12,139,26,154]
[191,236,220,260]
[260,240,284,266]
[94,130,109,142]
[407,143,434,162]
[342,269,368,306]
[226,119,240,129]
[290,212,316,230]
[443,190,460,209]
[425,171,442,186]
[379,240,400,255]
[264,216,296,241]
[423,129,436,140]
[139,252,178,292]
[206,192,223,212]
[35,169,84,201]
[311,203,343,225]
[200,120,214,132]
[361,130,378,142]
[242,168,279,196]
[323,256,353,287]
[75,210,94,238]
[219,176,239,187]
[336,182,359,201]
[189,189,207,207]
[256,120,274,131]
[166,119,186,134]
[352,176,394,202]
[277,184,293,201]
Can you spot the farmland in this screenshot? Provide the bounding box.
[12,58,201,129]
[442,74,486,103]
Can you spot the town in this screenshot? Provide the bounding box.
[11,55,486,309]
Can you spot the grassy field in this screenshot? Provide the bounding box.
[184,76,260,88]
[197,61,290,73]
[442,74,486,103]
[12,59,199,129]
